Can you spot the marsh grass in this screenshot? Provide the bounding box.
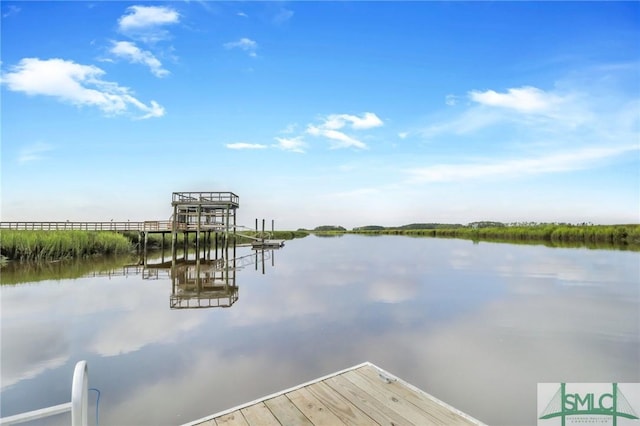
[1,230,132,261]
[351,224,640,250]
[1,229,309,262]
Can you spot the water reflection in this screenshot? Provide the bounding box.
[1,235,638,426]
[79,241,278,310]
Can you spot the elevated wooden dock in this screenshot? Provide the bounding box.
[182,362,485,426]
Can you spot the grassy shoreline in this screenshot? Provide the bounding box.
[0,229,310,262]
[0,230,132,261]
[2,225,637,261]
[321,224,640,250]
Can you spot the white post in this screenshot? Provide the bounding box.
[71,361,88,426]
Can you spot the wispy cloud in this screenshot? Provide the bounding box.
[413,73,640,190]
[420,86,582,139]
[18,142,53,164]
[237,11,248,18]
[407,145,639,183]
[226,142,268,150]
[306,112,383,150]
[2,5,20,18]
[307,126,367,150]
[445,94,458,106]
[273,136,306,153]
[1,58,165,119]
[273,8,294,25]
[224,38,258,57]
[323,112,383,130]
[469,86,563,113]
[118,5,180,43]
[110,41,169,77]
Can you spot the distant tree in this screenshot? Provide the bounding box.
[313,225,346,232]
[353,225,385,231]
[397,223,464,230]
[468,221,506,228]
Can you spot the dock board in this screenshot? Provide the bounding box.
[182,362,485,426]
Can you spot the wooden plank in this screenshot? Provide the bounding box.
[183,362,484,426]
[263,394,313,426]
[324,374,410,426]
[343,369,447,425]
[286,386,346,426]
[239,402,280,426]
[214,411,249,426]
[306,380,378,426]
[357,365,477,425]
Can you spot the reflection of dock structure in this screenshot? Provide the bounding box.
[168,247,276,309]
[83,247,276,309]
[170,259,238,309]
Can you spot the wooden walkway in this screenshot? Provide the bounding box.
[182,362,485,426]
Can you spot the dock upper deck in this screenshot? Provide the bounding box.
[172,192,239,208]
[183,362,484,426]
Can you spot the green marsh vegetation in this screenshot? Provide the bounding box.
[342,223,640,250]
[1,229,310,262]
[1,230,132,261]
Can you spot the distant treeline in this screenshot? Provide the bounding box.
[0,229,309,262]
[311,222,640,249]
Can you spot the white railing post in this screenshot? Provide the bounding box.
[0,360,88,426]
[71,361,88,426]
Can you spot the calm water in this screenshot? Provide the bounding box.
[1,235,639,425]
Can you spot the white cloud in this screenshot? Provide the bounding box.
[420,86,579,139]
[2,4,20,18]
[119,5,179,30]
[407,145,639,183]
[118,5,180,43]
[273,8,294,25]
[323,112,383,130]
[1,58,165,119]
[469,86,563,113]
[110,41,169,77]
[18,142,53,164]
[307,125,368,150]
[226,142,268,150]
[224,38,258,57]
[273,136,306,153]
[280,123,298,134]
[305,112,382,150]
[420,108,503,138]
[237,11,248,18]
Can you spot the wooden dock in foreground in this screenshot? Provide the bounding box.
[182,362,485,426]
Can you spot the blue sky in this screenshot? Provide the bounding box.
[1,1,639,229]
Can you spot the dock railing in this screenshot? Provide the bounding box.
[0,361,89,426]
[1,221,142,231]
[171,191,239,206]
[0,221,172,232]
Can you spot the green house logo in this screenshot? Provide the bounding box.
[539,383,639,426]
